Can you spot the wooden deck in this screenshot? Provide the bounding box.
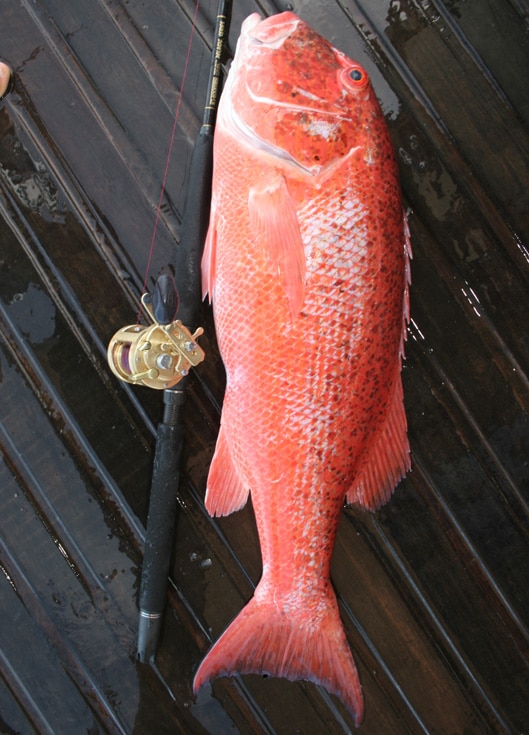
[1,0,529,733]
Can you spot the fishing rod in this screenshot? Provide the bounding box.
[107,0,232,663]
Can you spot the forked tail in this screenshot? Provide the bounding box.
[193,584,364,726]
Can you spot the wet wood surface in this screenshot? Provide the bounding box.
[1,0,528,733]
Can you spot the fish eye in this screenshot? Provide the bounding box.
[342,64,369,90]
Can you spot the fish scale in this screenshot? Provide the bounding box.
[194,11,411,726]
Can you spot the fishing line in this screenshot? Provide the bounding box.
[138,0,202,323]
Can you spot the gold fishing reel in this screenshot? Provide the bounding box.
[107,292,205,390]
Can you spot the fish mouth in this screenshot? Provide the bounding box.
[243,12,300,48]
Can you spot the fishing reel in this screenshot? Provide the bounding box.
[107,274,205,390]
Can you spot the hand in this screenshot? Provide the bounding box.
[0,62,13,100]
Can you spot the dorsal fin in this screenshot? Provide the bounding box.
[201,197,218,302]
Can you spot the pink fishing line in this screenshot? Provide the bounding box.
[138,0,202,323]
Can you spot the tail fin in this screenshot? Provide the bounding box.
[193,587,364,726]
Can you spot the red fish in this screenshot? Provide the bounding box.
[194,11,411,726]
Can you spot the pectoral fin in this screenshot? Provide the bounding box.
[249,176,305,318]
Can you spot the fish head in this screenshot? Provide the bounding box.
[224,12,384,176]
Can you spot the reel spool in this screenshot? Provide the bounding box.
[107,292,205,390]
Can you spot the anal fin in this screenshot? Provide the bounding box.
[205,423,250,517]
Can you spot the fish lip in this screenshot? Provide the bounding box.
[244,12,300,48]
[240,13,262,36]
